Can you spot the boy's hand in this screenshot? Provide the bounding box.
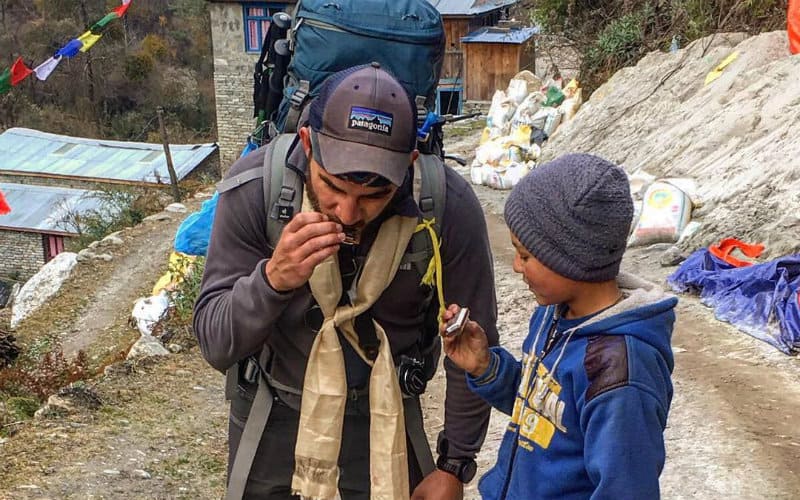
[441,304,492,377]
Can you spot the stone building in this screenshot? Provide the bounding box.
[207,0,297,170]
[0,183,104,280]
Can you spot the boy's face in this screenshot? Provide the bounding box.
[511,232,577,306]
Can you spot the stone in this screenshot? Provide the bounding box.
[11,253,78,328]
[132,469,152,480]
[167,343,184,354]
[34,395,75,419]
[99,235,124,247]
[126,335,170,361]
[76,249,96,262]
[660,245,687,267]
[143,213,172,222]
[95,254,113,262]
[165,203,188,213]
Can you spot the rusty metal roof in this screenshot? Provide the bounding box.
[0,128,217,185]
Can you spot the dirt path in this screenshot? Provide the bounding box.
[2,128,800,498]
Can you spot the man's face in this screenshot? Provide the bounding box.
[305,159,398,243]
[298,127,402,243]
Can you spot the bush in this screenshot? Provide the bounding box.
[0,342,89,403]
[124,52,155,82]
[55,185,162,251]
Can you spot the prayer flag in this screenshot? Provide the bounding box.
[91,13,119,32]
[114,1,132,17]
[0,68,10,95]
[34,56,62,81]
[10,57,33,86]
[77,31,103,52]
[56,39,83,58]
[0,190,10,215]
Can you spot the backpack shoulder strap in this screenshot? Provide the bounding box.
[405,154,447,278]
[265,134,303,249]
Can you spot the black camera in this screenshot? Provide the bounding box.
[397,355,427,397]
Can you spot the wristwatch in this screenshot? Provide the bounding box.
[436,432,478,483]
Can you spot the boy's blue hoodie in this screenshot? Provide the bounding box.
[469,273,677,500]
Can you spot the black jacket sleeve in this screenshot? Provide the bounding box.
[193,148,294,372]
[439,167,500,460]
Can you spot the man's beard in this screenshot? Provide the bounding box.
[306,178,364,245]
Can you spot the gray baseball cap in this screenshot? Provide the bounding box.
[308,63,418,187]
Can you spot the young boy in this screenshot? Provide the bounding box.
[442,153,677,499]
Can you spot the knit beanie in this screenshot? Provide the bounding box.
[504,153,633,282]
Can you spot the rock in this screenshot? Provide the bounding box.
[660,246,687,267]
[165,203,187,213]
[167,343,183,354]
[143,213,172,222]
[194,192,214,199]
[34,395,75,419]
[99,235,124,247]
[103,469,121,475]
[11,253,78,328]
[88,240,100,249]
[77,249,96,262]
[95,253,113,262]
[132,469,152,480]
[126,335,170,361]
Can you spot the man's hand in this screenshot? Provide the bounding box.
[411,469,463,500]
[265,212,344,291]
[441,304,491,377]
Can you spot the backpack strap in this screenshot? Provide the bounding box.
[265,134,303,249]
[283,80,311,134]
[404,153,447,278]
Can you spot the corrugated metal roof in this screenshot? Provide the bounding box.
[461,25,538,44]
[0,128,217,185]
[428,0,517,16]
[0,183,108,234]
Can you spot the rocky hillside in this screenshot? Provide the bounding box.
[544,31,800,258]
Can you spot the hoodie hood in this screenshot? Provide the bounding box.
[566,272,677,362]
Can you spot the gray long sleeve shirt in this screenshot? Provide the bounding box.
[193,141,499,460]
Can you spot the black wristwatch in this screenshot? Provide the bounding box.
[436,432,478,483]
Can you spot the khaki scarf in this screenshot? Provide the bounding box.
[291,207,418,500]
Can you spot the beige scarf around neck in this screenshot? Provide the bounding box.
[291,199,418,500]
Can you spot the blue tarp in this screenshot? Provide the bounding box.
[173,142,258,256]
[174,192,218,256]
[668,249,800,354]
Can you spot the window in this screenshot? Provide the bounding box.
[243,3,286,53]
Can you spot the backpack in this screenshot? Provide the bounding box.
[252,0,446,152]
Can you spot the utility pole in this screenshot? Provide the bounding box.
[79,0,98,129]
[157,107,182,202]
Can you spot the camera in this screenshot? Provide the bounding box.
[397,355,427,397]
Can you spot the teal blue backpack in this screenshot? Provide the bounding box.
[257,0,445,136]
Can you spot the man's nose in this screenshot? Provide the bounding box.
[336,196,361,226]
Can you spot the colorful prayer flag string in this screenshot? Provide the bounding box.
[0,1,132,95]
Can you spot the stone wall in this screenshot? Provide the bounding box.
[209,3,261,172]
[0,230,45,280]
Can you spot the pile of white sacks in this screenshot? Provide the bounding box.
[471,71,583,190]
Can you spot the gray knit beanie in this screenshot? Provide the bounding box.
[504,153,633,282]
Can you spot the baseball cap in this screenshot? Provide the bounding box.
[308,63,418,187]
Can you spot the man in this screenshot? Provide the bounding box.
[194,63,498,499]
